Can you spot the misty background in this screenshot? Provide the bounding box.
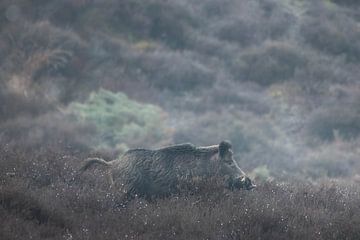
[1,0,360,183]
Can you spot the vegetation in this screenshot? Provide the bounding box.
[1,145,360,240]
[68,89,171,149]
[1,0,360,238]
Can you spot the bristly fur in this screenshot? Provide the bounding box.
[80,141,254,199]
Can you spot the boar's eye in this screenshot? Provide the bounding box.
[226,161,234,165]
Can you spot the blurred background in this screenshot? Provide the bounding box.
[1,0,360,183]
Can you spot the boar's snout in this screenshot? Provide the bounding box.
[227,176,256,190]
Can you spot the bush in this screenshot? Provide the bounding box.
[0,89,54,122]
[2,21,85,74]
[330,0,360,7]
[0,112,93,152]
[301,5,360,62]
[298,142,359,179]
[208,80,271,115]
[250,165,271,181]
[1,21,89,103]
[136,50,216,91]
[108,0,196,49]
[209,0,293,46]
[231,41,306,85]
[68,89,172,149]
[306,106,360,142]
[2,172,360,239]
[291,53,355,99]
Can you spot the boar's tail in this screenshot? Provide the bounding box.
[80,157,112,172]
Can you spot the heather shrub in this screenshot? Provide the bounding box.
[143,0,196,49]
[330,0,360,6]
[298,142,360,179]
[136,50,216,91]
[213,16,264,47]
[306,106,360,142]
[2,172,360,240]
[1,21,89,103]
[291,54,356,100]
[108,0,196,48]
[210,0,293,46]
[198,0,235,18]
[68,89,172,149]
[2,21,85,75]
[301,6,360,62]
[0,112,93,152]
[2,0,360,238]
[0,183,68,229]
[232,41,306,85]
[207,80,271,115]
[0,89,54,122]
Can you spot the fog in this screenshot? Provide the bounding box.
[1,0,360,239]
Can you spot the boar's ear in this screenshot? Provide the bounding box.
[219,140,232,157]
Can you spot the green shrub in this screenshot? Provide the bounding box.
[250,165,271,181]
[68,89,171,149]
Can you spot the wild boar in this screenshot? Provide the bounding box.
[81,141,255,198]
